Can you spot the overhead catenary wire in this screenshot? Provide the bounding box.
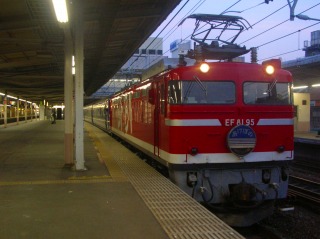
[135,0,270,70]
[241,1,320,45]
[159,0,206,42]
[258,49,301,62]
[209,1,320,62]
[132,1,320,70]
[102,1,319,94]
[135,0,246,70]
[141,0,295,69]
[126,0,190,70]
[253,2,320,60]
[251,1,291,28]
[240,19,289,45]
[220,0,242,15]
[237,1,320,61]
[257,22,320,61]
[257,21,320,49]
[234,1,265,14]
[103,0,196,93]
[132,0,206,70]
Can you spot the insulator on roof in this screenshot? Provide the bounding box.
[251,47,258,63]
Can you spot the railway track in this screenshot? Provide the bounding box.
[89,121,319,238]
[235,223,285,239]
[288,175,320,206]
[292,157,320,172]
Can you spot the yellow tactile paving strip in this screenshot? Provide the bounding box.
[85,124,128,182]
[1,121,243,238]
[84,123,244,239]
[0,176,114,186]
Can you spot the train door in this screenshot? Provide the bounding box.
[154,82,160,156]
[105,100,110,131]
[154,80,166,157]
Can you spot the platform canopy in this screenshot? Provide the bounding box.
[0,0,181,104]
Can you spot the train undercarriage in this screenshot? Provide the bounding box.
[168,161,290,226]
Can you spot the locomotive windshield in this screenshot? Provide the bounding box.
[168,80,235,104]
[243,82,292,105]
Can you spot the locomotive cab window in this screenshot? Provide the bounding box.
[243,82,292,105]
[168,80,235,104]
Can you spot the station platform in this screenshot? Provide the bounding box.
[294,131,320,145]
[0,120,243,239]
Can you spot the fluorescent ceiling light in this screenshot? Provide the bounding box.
[312,84,320,87]
[292,85,308,90]
[72,55,75,75]
[52,0,69,23]
[7,95,17,99]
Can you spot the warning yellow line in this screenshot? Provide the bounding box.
[84,124,128,182]
[68,175,112,180]
[0,177,115,186]
[0,125,128,187]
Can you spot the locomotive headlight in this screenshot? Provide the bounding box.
[262,59,280,75]
[200,63,210,73]
[265,65,275,75]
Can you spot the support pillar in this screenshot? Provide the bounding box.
[74,2,86,170]
[64,25,74,166]
[30,102,33,122]
[25,100,27,122]
[39,105,45,120]
[293,93,310,132]
[4,93,7,128]
[16,98,19,125]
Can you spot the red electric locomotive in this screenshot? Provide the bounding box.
[108,58,293,225]
[87,14,294,226]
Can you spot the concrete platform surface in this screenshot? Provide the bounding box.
[0,120,169,239]
[295,131,320,145]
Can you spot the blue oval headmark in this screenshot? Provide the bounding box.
[227,125,257,157]
[229,125,256,139]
